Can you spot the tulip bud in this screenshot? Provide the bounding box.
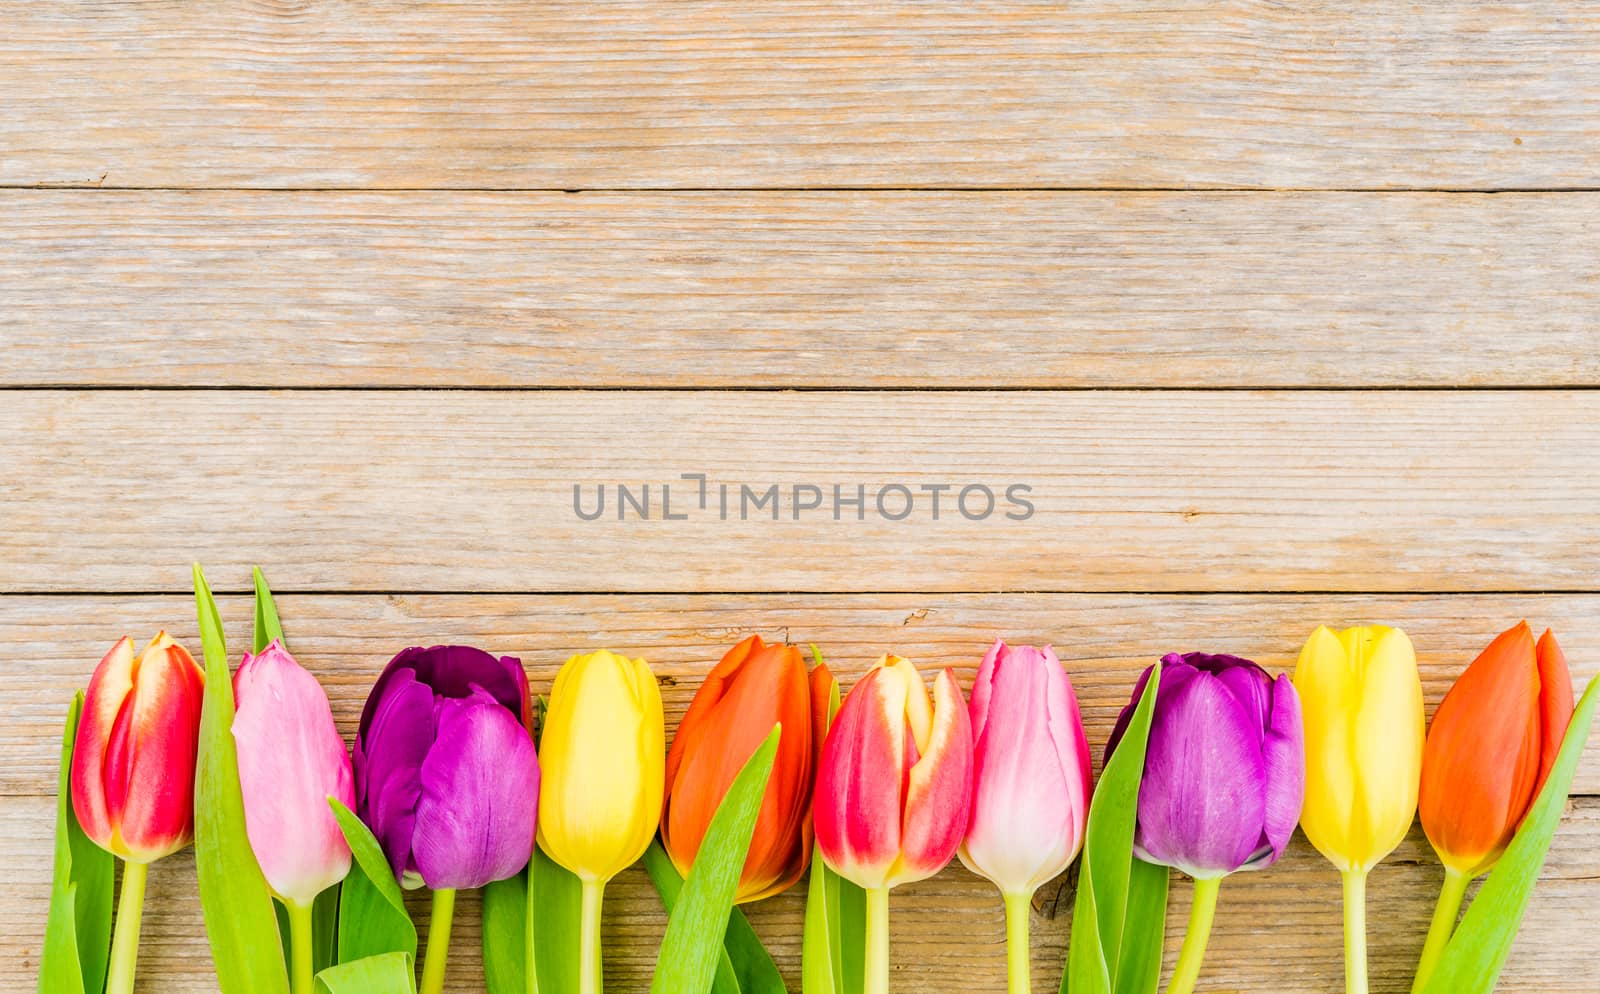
[1419,623,1574,877]
[662,635,815,903]
[814,655,974,891]
[232,640,356,905]
[959,641,1091,897]
[71,633,205,863]
[537,649,665,884]
[354,645,539,891]
[1293,625,1424,874]
[1109,652,1304,879]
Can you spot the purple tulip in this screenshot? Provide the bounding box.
[1107,652,1305,879]
[355,645,540,891]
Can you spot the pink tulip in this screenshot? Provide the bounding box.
[233,640,355,905]
[814,654,974,889]
[960,640,1091,895]
[72,633,205,863]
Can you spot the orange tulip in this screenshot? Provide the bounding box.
[661,635,820,902]
[1412,622,1575,992]
[1419,622,1574,876]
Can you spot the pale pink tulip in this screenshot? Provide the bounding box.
[233,640,355,905]
[959,640,1091,896]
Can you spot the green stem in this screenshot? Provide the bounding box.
[105,860,148,994]
[1002,891,1032,994]
[287,899,315,994]
[526,863,539,994]
[419,888,457,994]
[1342,870,1369,994]
[1411,866,1470,994]
[580,878,605,994]
[864,887,890,994]
[1166,876,1221,994]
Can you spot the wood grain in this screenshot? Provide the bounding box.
[4,191,1598,388]
[4,593,1598,993]
[3,390,1597,594]
[4,2,1599,190]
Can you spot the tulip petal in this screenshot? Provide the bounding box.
[1250,675,1305,869]
[412,690,540,890]
[356,669,437,880]
[1136,668,1267,877]
[232,642,355,904]
[114,635,206,861]
[71,636,137,853]
[815,666,906,889]
[1535,629,1576,793]
[894,668,973,886]
[1348,626,1425,870]
[1294,625,1362,870]
[1420,623,1543,874]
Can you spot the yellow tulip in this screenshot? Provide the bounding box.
[536,649,664,994]
[1292,624,1424,994]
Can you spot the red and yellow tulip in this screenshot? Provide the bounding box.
[71,633,205,863]
[814,654,974,994]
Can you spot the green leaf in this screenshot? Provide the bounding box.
[1420,672,1600,994]
[529,846,584,993]
[1111,859,1170,994]
[801,664,864,994]
[1063,661,1165,994]
[193,564,292,994]
[723,905,788,994]
[38,691,114,994]
[252,566,285,654]
[651,726,781,994]
[314,952,416,994]
[481,871,526,994]
[643,841,743,994]
[330,799,417,964]
[479,847,587,994]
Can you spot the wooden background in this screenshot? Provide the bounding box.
[3,3,1598,992]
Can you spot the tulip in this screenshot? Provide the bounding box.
[1293,625,1424,994]
[355,645,539,994]
[815,655,974,994]
[232,640,355,994]
[70,632,205,994]
[1107,652,1304,994]
[662,635,815,902]
[1410,623,1574,992]
[957,641,1090,994]
[537,649,665,994]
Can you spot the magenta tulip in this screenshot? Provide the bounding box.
[232,640,355,907]
[958,641,1091,994]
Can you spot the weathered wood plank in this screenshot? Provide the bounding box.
[4,191,1598,388]
[2,390,1596,594]
[4,592,1596,798]
[4,2,1599,190]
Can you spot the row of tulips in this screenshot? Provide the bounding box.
[41,568,1600,994]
